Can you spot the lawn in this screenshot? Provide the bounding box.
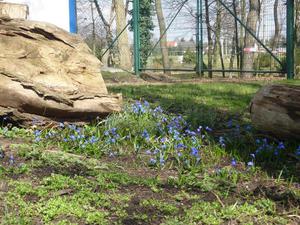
[0,81,299,224]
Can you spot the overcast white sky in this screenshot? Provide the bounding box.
[4,0,70,31]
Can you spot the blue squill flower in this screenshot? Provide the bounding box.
[231,158,237,167]
[247,161,254,167]
[191,147,198,156]
[149,158,156,165]
[9,155,14,165]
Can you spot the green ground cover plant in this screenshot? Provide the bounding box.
[0,81,299,224]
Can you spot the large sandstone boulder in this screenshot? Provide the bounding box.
[0,17,122,126]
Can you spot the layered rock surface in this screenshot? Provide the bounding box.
[0,17,122,126]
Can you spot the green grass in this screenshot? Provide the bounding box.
[109,82,262,128]
[0,81,299,224]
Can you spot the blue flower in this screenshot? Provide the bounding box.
[197,126,202,133]
[0,147,4,159]
[111,128,117,135]
[161,117,168,123]
[191,147,199,156]
[132,101,146,114]
[9,155,14,165]
[160,137,167,143]
[250,153,255,159]
[145,150,152,155]
[277,142,285,150]
[175,143,186,149]
[177,152,182,157]
[142,130,150,141]
[153,106,163,114]
[34,130,41,137]
[186,130,196,137]
[205,126,212,132]
[34,137,41,142]
[68,124,76,130]
[172,130,181,140]
[161,144,167,150]
[153,149,159,154]
[245,125,252,131]
[247,161,254,167]
[231,158,237,167]
[219,136,226,148]
[89,136,98,144]
[160,157,165,165]
[149,158,156,165]
[227,119,233,128]
[70,135,76,141]
[109,138,116,144]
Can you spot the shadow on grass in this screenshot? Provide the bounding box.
[109,82,299,181]
[109,82,262,128]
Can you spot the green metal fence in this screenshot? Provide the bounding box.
[76,0,295,79]
[132,0,295,79]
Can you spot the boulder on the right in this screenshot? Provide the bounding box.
[250,84,300,140]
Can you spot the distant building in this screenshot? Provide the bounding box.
[177,40,196,51]
[0,2,28,19]
[167,41,178,48]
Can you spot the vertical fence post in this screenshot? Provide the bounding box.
[69,0,77,33]
[133,0,140,76]
[287,0,295,79]
[196,0,203,76]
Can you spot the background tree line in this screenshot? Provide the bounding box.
[77,0,299,78]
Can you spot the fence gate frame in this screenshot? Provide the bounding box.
[132,0,295,79]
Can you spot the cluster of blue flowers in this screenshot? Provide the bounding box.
[30,101,300,172]
[104,127,120,145]
[0,145,14,166]
[126,101,211,168]
[254,138,287,158]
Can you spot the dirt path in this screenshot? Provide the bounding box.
[106,77,285,87]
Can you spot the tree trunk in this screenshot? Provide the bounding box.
[213,0,221,68]
[241,0,259,78]
[295,0,300,47]
[250,84,300,140]
[219,39,225,77]
[93,0,113,66]
[239,0,246,74]
[229,35,235,70]
[271,0,279,50]
[115,0,132,71]
[205,0,213,78]
[155,0,171,75]
[232,0,240,69]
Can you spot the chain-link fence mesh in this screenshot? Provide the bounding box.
[75,0,290,77]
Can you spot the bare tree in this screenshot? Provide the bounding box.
[155,0,171,74]
[204,0,213,78]
[212,0,225,77]
[114,0,132,70]
[271,0,279,49]
[242,0,260,78]
[295,0,300,47]
[93,0,114,66]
